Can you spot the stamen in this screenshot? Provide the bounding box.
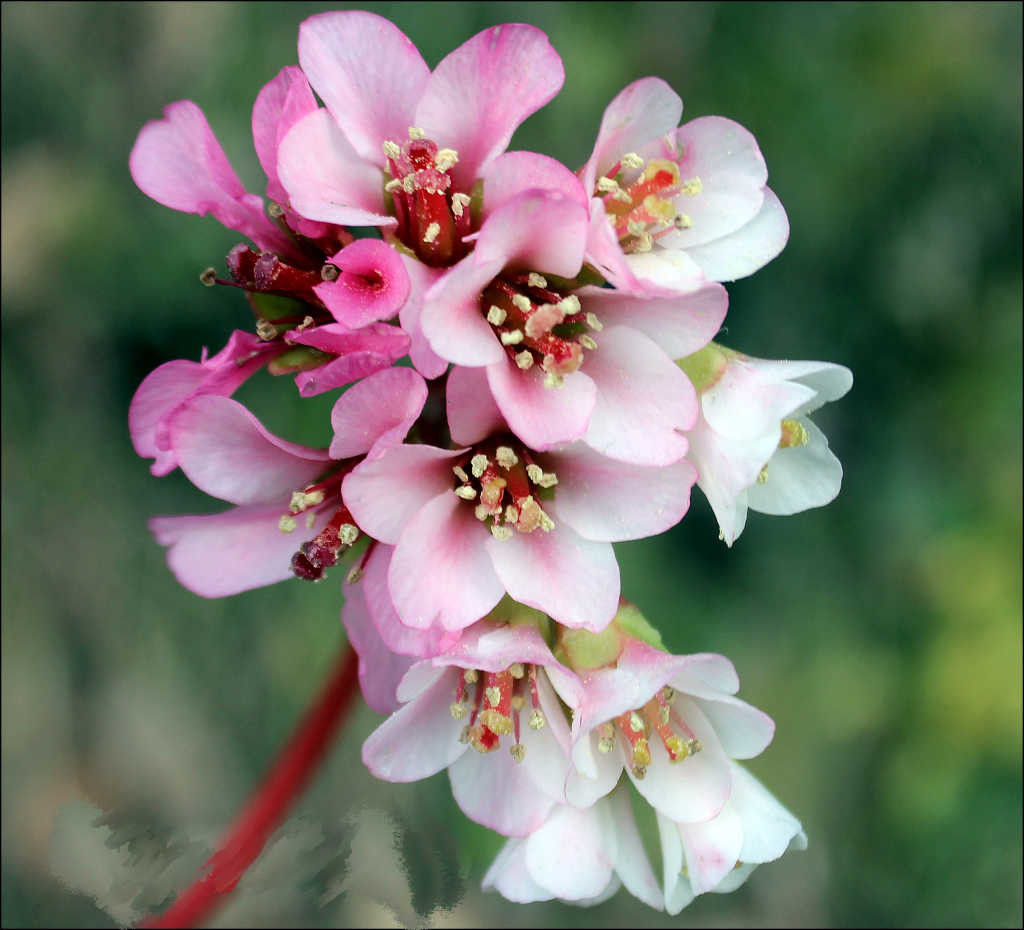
[434,148,459,172]
[512,293,532,313]
[757,466,769,484]
[454,485,477,500]
[278,515,297,533]
[510,743,526,763]
[407,126,425,140]
[515,350,534,370]
[578,334,597,350]
[453,465,470,482]
[680,177,703,195]
[320,263,340,282]
[596,177,621,193]
[674,213,693,229]
[509,663,525,679]
[463,669,478,684]
[490,524,514,541]
[422,222,441,244]
[495,446,519,469]
[543,372,564,389]
[470,454,490,478]
[621,151,645,170]
[527,272,548,289]
[290,489,326,514]
[450,702,467,719]
[451,192,471,218]
[779,418,810,448]
[305,512,317,529]
[598,722,616,754]
[556,295,581,315]
[529,708,546,730]
[504,504,519,524]
[382,140,402,159]
[501,329,524,345]
[585,312,603,331]
[200,267,217,287]
[384,178,403,193]
[486,305,507,325]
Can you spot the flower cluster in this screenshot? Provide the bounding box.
[130,10,849,914]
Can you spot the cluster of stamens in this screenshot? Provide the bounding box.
[383,128,473,266]
[449,663,548,763]
[279,469,360,581]
[596,685,702,779]
[595,148,702,254]
[757,417,811,485]
[452,442,558,540]
[480,272,603,388]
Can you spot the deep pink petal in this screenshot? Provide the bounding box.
[277,109,393,227]
[343,444,464,544]
[480,151,588,220]
[547,444,697,542]
[150,503,329,598]
[581,325,696,466]
[329,367,427,460]
[419,255,506,366]
[167,395,330,505]
[446,364,506,446]
[396,254,449,379]
[523,804,613,900]
[362,666,468,781]
[576,282,728,361]
[129,360,208,468]
[314,238,411,328]
[389,492,505,631]
[288,323,411,398]
[486,358,596,451]
[130,100,292,255]
[582,77,683,199]
[416,24,564,189]
[485,522,619,632]
[252,66,319,205]
[298,11,429,163]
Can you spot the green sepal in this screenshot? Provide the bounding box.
[676,342,729,393]
[613,602,666,652]
[246,292,309,322]
[544,263,607,293]
[267,346,332,375]
[554,623,624,671]
[469,179,485,227]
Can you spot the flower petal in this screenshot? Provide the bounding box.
[298,11,429,163]
[740,358,853,418]
[480,150,588,220]
[397,254,449,379]
[566,730,624,808]
[446,364,507,446]
[678,799,744,894]
[729,763,806,864]
[606,783,664,910]
[657,814,695,915]
[314,238,411,328]
[251,65,319,206]
[329,366,427,460]
[523,803,613,900]
[745,418,843,515]
[416,24,564,190]
[482,839,553,903]
[671,679,775,761]
[288,323,411,398]
[420,255,506,366]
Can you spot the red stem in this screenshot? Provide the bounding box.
[139,644,361,928]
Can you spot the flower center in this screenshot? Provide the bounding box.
[597,686,702,779]
[594,151,702,254]
[278,467,360,581]
[383,128,474,267]
[448,663,547,763]
[480,272,603,387]
[450,440,558,540]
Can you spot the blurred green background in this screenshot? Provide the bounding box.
[2,2,1021,926]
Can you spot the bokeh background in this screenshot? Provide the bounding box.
[2,2,1021,927]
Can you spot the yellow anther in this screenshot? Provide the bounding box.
[487,305,507,325]
[557,295,581,315]
[627,219,647,237]
[686,738,703,756]
[463,669,479,684]
[780,418,810,448]
[674,213,693,229]
[290,489,325,514]
[422,222,441,244]
[598,722,616,753]
[504,504,519,524]
[451,192,471,217]
[453,465,469,483]
[527,272,548,289]
[537,511,555,532]
[434,148,459,171]
[621,152,645,170]
[346,565,364,584]
[579,334,597,350]
[512,293,532,313]
[455,485,477,500]
[628,711,645,733]
[526,464,543,484]
[543,372,564,389]
[278,515,297,534]
[407,126,425,140]
[495,446,518,469]
[501,329,524,346]
[515,350,534,370]
[585,312,603,331]
[485,686,501,707]
[510,743,526,763]
[339,524,359,546]
[402,175,417,194]
[596,176,621,193]
[478,709,514,736]
[665,735,686,761]
[516,496,541,533]
[612,188,633,203]
[632,737,652,768]
[384,178,403,193]
[680,176,703,195]
[632,231,653,252]
[474,503,490,521]
[662,686,676,703]
[511,695,526,711]
[470,454,490,478]
[382,140,401,159]
[458,725,471,744]
[643,158,681,185]
[632,764,648,780]
[529,708,546,730]
[509,663,525,679]
[491,524,514,541]
[450,702,467,719]
[643,193,677,225]
[305,512,316,529]
[757,466,769,484]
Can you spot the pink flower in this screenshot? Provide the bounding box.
[342,417,697,633]
[422,188,724,461]
[482,784,662,908]
[581,78,790,294]
[361,617,583,837]
[678,343,854,545]
[149,367,427,597]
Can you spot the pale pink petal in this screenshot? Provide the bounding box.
[626,699,732,824]
[129,360,208,470]
[745,418,843,515]
[518,671,575,798]
[288,323,411,397]
[583,199,644,293]
[433,621,559,674]
[672,676,775,760]
[130,100,292,254]
[277,109,393,227]
[576,282,728,361]
[566,730,624,808]
[340,574,414,714]
[329,367,427,460]
[167,395,330,505]
[150,503,329,598]
[657,814,694,915]
[679,801,744,894]
[420,255,506,366]
[446,364,506,446]
[684,188,790,282]
[523,804,613,900]
[483,839,553,903]
[547,444,697,542]
[252,66,319,205]
[416,24,564,190]
[701,357,815,441]
[606,784,663,909]
[361,666,468,781]
[389,491,505,631]
[360,544,449,658]
[298,11,429,163]
[314,238,411,328]
[486,358,596,451]
[582,77,683,198]
[485,522,619,632]
[397,254,449,379]
[480,151,588,220]
[449,746,556,836]
[343,445,464,544]
[729,763,806,864]
[741,358,853,417]
[623,248,707,293]
[582,325,696,466]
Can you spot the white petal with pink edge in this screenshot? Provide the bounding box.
[678,800,744,894]
[523,803,614,900]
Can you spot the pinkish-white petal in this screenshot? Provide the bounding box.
[343,444,464,544]
[577,282,728,361]
[150,503,329,598]
[482,839,553,903]
[396,253,449,379]
[485,523,619,632]
[340,574,414,714]
[252,66,319,205]
[360,544,450,658]
[130,100,292,254]
[416,24,564,190]
[433,621,559,674]
[582,78,683,197]
[740,358,853,418]
[389,491,505,631]
[672,674,775,760]
[678,801,744,894]
[329,367,427,460]
[523,803,614,900]
[167,395,330,505]
[446,364,507,446]
[745,418,843,515]
[486,358,597,451]
[289,323,411,397]
[605,784,664,909]
[298,11,429,163]
[547,444,697,542]
[581,325,696,466]
[420,255,506,366]
[626,698,732,824]
[729,763,806,864]
[583,199,645,293]
[361,666,468,781]
[657,814,694,915]
[566,730,625,808]
[684,188,789,282]
[623,248,707,293]
[277,109,393,227]
[480,151,588,220]
[314,238,411,328]
[701,357,815,441]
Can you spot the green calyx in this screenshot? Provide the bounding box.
[246,292,309,322]
[267,346,332,375]
[486,595,553,645]
[554,602,668,671]
[676,342,731,393]
[613,602,666,651]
